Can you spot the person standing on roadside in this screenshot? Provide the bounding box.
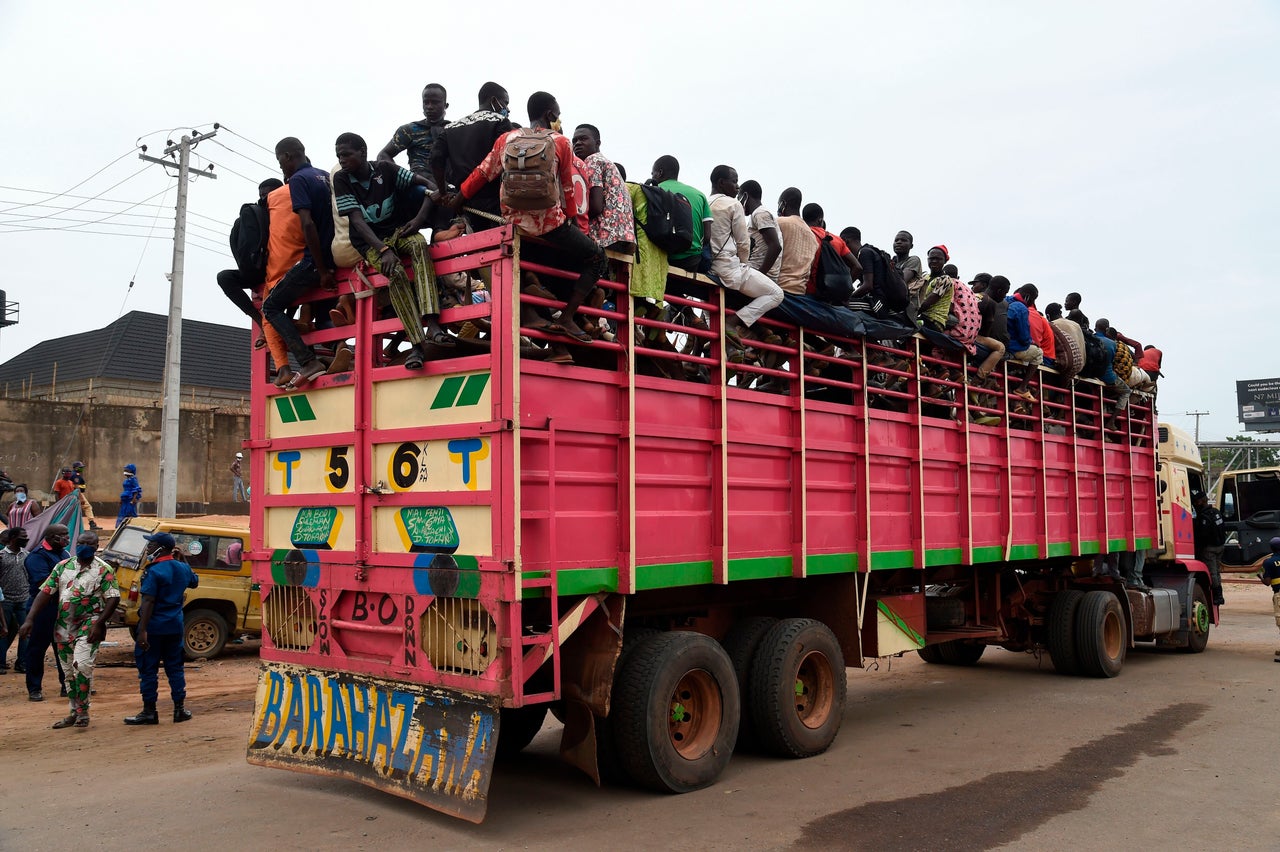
[52,468,76,502]
[1193,491,1227,606]
[0,528,31,674]
[7,484,40,528]
[124,533,198,725]
[70,461,99,530]
[230,453,246,503]
[118,463,142,526]
[1260,537,1280,662]
[19,530,119,728]
[22,524,70,701]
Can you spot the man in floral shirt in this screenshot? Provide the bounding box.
[19,530,119,728]
[570,124,635,253]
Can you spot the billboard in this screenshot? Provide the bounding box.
[1238,378,1280,432]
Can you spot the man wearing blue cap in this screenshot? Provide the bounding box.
[117,464,142,527]
[124,532,198,725]
[1261,536,1280,663]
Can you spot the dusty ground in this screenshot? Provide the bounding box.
[2,580,1279,851]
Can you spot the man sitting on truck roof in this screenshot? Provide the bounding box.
[379,83,448,185]
[571,123,635,253]
[738,180,782,282]
[650,155,713,274]
[451,91,606,345]
[334,132,453,370]
[775,188,818,297]
[707,165,784,344]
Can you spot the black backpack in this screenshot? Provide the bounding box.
[229,201,270,286]
[1080,328,1108,380]
[812,234,853,304]
[637,183,695,254]
[863,243,908,311]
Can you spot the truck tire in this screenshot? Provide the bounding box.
[1075,591,1126,678]
[917,643,947,664]
[1180,584,1211,654]
[749,618,846,759]
[184,609,229,660]
[597,626,661,785]
[1048,590,1085,676]
[938,641,985,666]
[720,616,777,748]
[614,632,740,793]
[496,705,549,759]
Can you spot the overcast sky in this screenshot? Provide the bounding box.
[1,0,1275,441]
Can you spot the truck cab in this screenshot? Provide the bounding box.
[103,518,259,659]
[1217,468,1280,573]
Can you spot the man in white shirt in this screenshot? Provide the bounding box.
[707,166,784,341]
[737,179,782,282]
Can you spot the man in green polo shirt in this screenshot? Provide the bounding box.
[650,155,712,273]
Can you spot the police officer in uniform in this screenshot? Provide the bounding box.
[123,533,198,725]
[1261,536,1280,663]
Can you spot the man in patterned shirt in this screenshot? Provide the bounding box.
[378,83,448,182]
[571,124,635,253]
[19,530,119,728]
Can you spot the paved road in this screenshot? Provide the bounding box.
[3,581,1278,850]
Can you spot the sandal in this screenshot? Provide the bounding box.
[548,323,593,344]
[52,714,78,729]
[272,369,296,389]
[254,335,267,350]
[404,347,424,370]
[426,330,457,347]
[74,715,89,728]
[286,360,327,390]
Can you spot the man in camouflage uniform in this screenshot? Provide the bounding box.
[18,530,119,728]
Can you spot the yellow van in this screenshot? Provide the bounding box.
[102,518,260,659]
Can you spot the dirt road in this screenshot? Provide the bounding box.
[4,581,1279,851]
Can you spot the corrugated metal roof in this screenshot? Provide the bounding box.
[0,311,250,391]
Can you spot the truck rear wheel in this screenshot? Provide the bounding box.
[938,641,985,666]
[1076,591,1126,678]
[720,616,777,748]
[496,705,549,759]
[917,643,947,664]
[1048,590,1085,675]
[1180,584,1211,654]
[749,618,845,759]
[184,609,229,660]
[614,632,739,793]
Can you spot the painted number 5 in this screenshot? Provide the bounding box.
[326,446,350,491]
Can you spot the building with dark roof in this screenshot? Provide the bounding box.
[0,311,249,408]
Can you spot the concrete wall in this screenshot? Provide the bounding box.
[0,398,250,515]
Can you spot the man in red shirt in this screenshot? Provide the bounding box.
[801,204,861,291]
[52,468,76,501]
[451,91,605,344]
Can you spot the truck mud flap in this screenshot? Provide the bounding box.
[246,661,500,823]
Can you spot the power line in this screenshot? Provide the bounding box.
[0,165,152,225]
[0,188,230,227]
[216,123,277,157]
[0,208,226,240]
[0,223,231,257]
[192,154,258,186]
[129,179,176,284]
[207,138,278,174]
[0,149,138,215]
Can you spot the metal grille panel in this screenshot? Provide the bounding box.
[263,586,318,652]
[421,597,496,675]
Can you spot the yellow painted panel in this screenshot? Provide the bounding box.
[371,438,492,494]
[876,610,924,656]
[373,505,492,557]
[266,385,355,439]
[265,506,356,552]
[373,372,492,430]
[264,446,356,496]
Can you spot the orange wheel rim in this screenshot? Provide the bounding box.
[669,669,721,760]
[795,651,835,729]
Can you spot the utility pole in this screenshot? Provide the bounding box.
[1185,410,1209,444]
[139,131,216,518]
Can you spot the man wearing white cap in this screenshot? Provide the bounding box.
[230,452,246,503]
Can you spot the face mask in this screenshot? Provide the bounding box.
[491,101,509,119]
[549,118,562,133]
[15,493,26,503]
[76,544,97,561]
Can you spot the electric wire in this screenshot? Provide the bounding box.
[0,148,138,215]
[216,124,277,157]
[128,179,175,285]
[0,166,153,226]
[207,138,278,174]
[0,190,230,227]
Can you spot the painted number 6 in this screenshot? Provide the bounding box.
[390,442,422,491]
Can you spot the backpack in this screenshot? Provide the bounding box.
[1080,329,1108,380]
[864,244,908,311]
[1113,339,1134,384]
[229,201,269,286]
[500,128,561,211]
[637,184,695,254]
[812,234,853,305]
